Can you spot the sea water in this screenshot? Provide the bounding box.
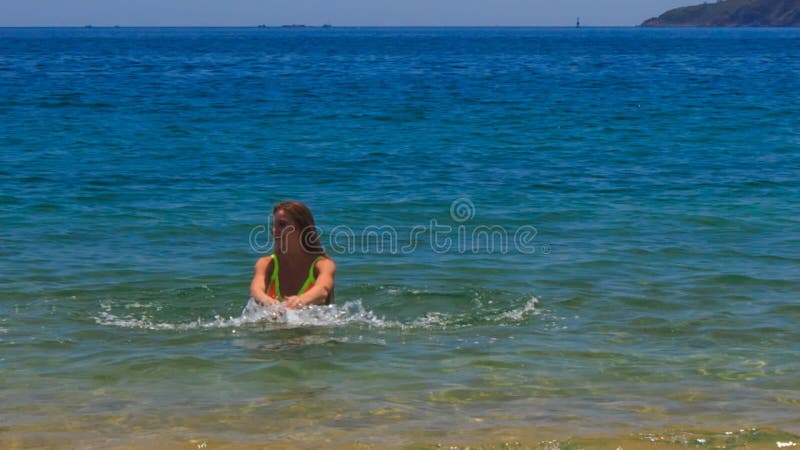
[1,27,799,448]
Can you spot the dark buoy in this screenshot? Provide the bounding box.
[576,17,581,28]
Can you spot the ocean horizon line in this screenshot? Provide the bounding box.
[0,24,638,29]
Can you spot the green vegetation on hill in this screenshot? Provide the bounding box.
[642,0,800,26]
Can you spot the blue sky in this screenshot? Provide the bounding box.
[1,0,696,27]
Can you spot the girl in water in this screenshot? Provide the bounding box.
[250,201,335,308]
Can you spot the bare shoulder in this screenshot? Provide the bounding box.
[315,256,336,274]
[254,256,274,273]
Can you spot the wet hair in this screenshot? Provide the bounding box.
[273,201,326,255]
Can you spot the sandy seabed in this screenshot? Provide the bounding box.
[3,422,799,449]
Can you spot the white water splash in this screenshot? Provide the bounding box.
[239,298,398,328]
[94,299,398,331]
[94,296,542,331]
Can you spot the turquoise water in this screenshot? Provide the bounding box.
[1,27,799,447]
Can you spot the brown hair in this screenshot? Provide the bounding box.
[273,201,326,255]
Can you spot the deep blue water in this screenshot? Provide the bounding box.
[1,27,799,446]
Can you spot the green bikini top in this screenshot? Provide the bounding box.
[266,254,324,299]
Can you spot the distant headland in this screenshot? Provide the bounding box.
[642,0,800,27]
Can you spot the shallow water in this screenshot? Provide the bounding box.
[1,27,799,447]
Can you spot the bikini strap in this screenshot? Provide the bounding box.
[268,254,281,299]
[298,255,324,294]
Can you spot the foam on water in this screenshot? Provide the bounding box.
[93,296,541,331]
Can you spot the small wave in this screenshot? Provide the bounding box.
[408,296,540,329]
[94,296,542,331]
[94,309,240,331]
[492,296,539,321]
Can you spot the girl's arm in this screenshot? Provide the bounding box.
[250,257,279,306]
